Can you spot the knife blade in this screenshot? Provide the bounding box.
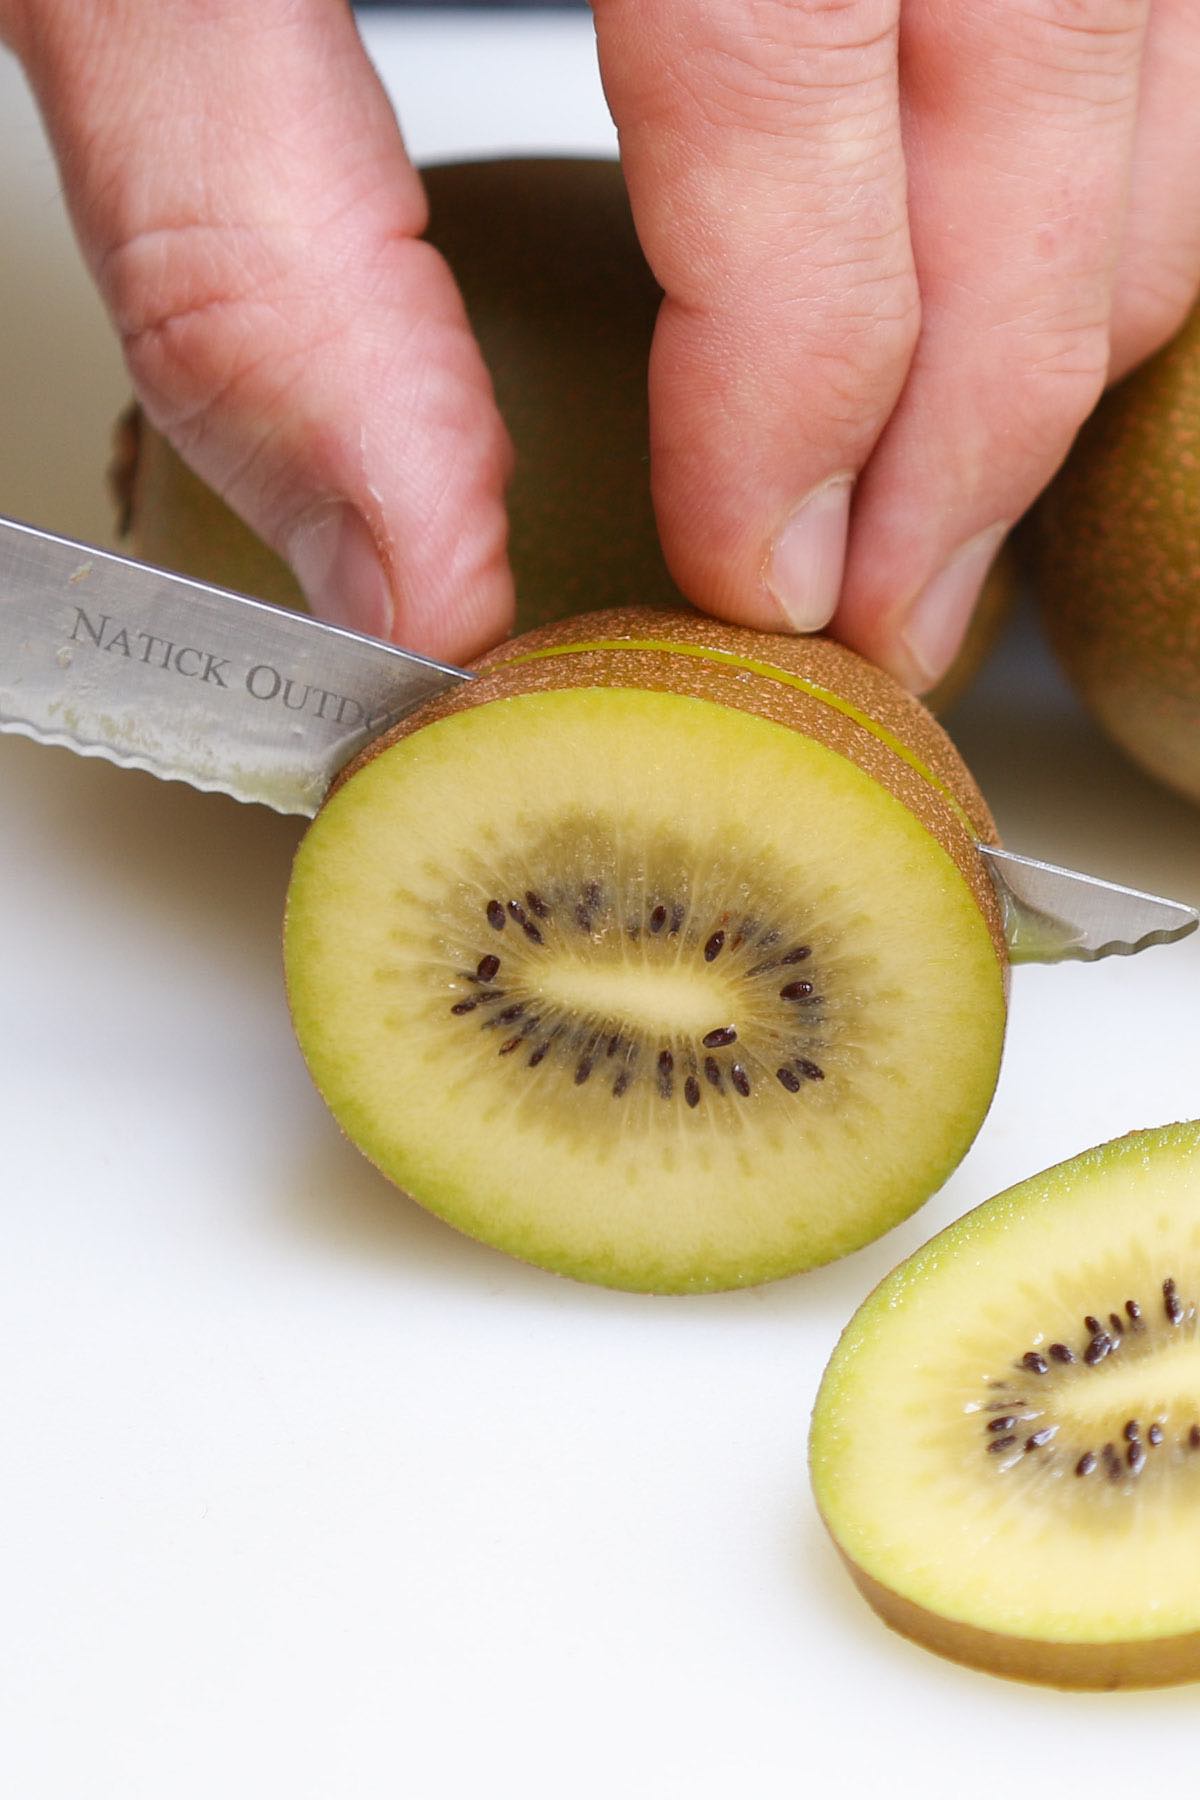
[0,512,468,817]
[1,513,1195,965]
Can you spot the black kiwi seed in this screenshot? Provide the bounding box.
[684,1075,701,1109]
[704,1057,723,1090]
[776,1067,802,1093]
[1084,1315,1103,1335]
[1026,1428,1056,1450]
[1123,1419,1140,1442]
[529,1044,549,1067]
[781,945,812,964]
[987,1416,1017,1433]
[657,1050,674,1099]
[1126,1299,1142,1325]
[451,998,478,1015]
[702,1026,738,1049]
[1127,1442,1146,1474]
[486,900,505,930]
[988,1436,1017,1453]
[1149,1423,1164,1446]
[575,1057,592,1086]
[1083,1336,1111,1367]
[1163,1278,1184,1325]
[1049,1342,1074,1364]
[612,1070,629,1099]
[1021,1352,1049,1375]
[649,904,667,934]
[476,954,501,983]
[525,890,551,918]
[779,980,814,1001]
[794,1058,825,1081]
[1109,1312,1125,1337]
[1189,1426,1200,1450]
[1102,1444,1123,1481]
[498,1036,522,1056]
[703,930,725,962]
[731,1064,751,1098]
[1075,1451,1098,1477]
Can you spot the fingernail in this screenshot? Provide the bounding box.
[899,524,1010,690]
[765,476,854,632]
[287,503,394,639]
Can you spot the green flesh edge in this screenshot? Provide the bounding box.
[495,635,978,836]
[810,1122,1200,1672]
[285,688,1005,1293]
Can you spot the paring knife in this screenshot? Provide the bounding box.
[1,514,1195,967]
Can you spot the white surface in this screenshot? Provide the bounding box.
[2,13,1199,1799]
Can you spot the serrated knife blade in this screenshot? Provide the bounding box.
[0,513,467,817]
[1,513,1195,965]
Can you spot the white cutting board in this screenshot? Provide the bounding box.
[2,13,1198,1799]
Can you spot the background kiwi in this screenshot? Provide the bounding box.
[811,1120,1200,1689]
[285,607,1008,1293]
[1025,303,1200,806]
[110,156,1014,708]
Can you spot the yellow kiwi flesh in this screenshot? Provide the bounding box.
[1027,304,1200,805]
[110,156,1013,708]
[284,611,1007,1293]
[811,1122,1200,1688]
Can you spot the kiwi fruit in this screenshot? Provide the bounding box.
[283,606,1008,1294]
[810,1120,1200,1688]
[1025,304,1200,805]
[108,155,1014,707]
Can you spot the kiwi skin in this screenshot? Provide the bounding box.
[109,155,1015,706]
[1025,303,1200,805]
[837,1562,1200,1691]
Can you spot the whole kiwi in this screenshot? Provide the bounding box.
[1025,304,1200,806]
[110,156,1012,706]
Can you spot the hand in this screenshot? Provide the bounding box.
[1,0,515,665]
[592,0,1200,687]
[5,3,1198,689]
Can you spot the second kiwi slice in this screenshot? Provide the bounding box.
[811,1121,1200,1687]
[284,610,1008,1292]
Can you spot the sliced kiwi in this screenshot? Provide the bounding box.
[283,608,1007,1294]
[810,1121,1200,1688]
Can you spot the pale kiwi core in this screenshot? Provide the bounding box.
[285,681,1005,1293]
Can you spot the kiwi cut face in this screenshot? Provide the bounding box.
[810,1121,1200,1688]
[285,624,1006,1293]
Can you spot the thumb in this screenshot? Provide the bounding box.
[9,0,514,663]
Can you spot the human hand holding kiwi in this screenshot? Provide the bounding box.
[17,0,1200,687]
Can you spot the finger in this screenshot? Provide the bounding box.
[834,0,1149,690]
[1108,0,1200,379]
[12,0,513,662]
[591,0,919,633]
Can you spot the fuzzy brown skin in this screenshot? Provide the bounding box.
[838,1551,1200,1691]
[112,156,1013,707]
[336,606,1007,974]
[1027,304,1200,806]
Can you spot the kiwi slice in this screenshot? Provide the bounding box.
[283,608,1006,1294]
[811,1121,1200,1688]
